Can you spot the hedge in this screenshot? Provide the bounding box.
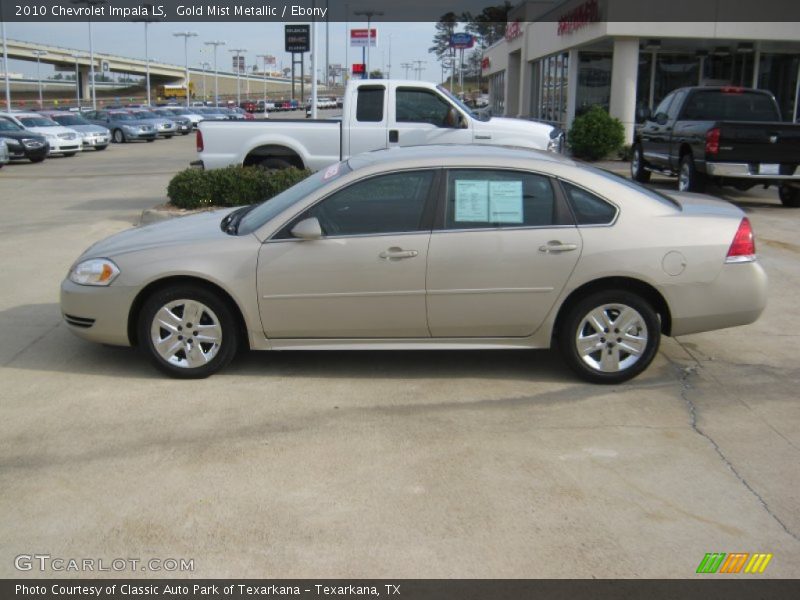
[568,106,625,161]
[167,165,312,209]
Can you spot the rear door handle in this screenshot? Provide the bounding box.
[539,241,578,253]
[380,248,418,260]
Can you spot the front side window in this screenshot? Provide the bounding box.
[653,92,674,119]
[443,170,560,229]
[282,170,435,238]
[356,86,385,122]
[561,181,617,225]
[396,88,452,127]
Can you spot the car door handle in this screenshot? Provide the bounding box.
[389,129,399,143]
[379,248,418,260]
[475,134,492,140]
[539,241,578,253]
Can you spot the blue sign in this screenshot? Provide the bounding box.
[450,33,475,49]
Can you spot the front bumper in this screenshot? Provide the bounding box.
[6,142,48,160]
[706,161,800,180]
[82,135,109,148]
[47,139,82,154]
[126,130,157,140]
[60,279,139,347]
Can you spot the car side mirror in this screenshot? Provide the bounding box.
[655,112,668,126]
[445,107,460,128]
[291,217,323,240]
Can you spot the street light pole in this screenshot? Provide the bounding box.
[1,17,10,110]
[72,53,82,107]
[228,48,246,105]
[204,40,225,106]
[200,62,210,102]
[70,0,108,110]
[354,10,383,78]
[174,31,198,107]
[32,50,47,108]
[256,54,269,117]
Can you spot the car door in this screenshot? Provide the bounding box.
[426,168,581,338]
[389,87,473,148]
[346,85,390,156]
[640,92,675,169]
[257,169,438,339]
[664,90,687,170]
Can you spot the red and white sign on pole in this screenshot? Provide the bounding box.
[350,28,378,48]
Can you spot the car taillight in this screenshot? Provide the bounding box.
[705,127,720,156]
[196,129,203,152]
[726,217,756,263]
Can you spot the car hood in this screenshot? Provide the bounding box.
[25,125,79,137]
[66,124,110,135]
[0,130,45,141]
[474,116,555,138]
[81,209,236,259]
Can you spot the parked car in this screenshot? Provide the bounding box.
[0,138,9,168]
[231,107,255,121]
[149,108,193,135]
[42,111,110,151]
[632,86,800,206]
[257,99,276,112]
[84,110,157,143]
[239,101,258,113]
[61,145,766,382]
[163,106,205,128]
[3,112,82,156]
[195,79,563,170]
[0,116,48,162]
[193,107,230,121]
[128,110,178,138]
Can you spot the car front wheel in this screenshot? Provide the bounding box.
[112,129,125,144]
[138,284,239,379]
[631,144,651,183]
[558,290,661,384]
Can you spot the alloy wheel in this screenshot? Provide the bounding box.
[150,299,223,369]
[575,303,648,373]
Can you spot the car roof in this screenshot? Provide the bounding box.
[347,145,577,172]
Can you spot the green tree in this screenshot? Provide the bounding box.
[369,69,384,79]
[429,12,459,61]
[462,2,514,48]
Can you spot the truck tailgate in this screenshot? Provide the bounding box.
[716,121,800,168]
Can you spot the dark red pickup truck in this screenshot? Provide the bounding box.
[631,87,800,207]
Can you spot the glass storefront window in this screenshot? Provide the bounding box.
[489,71,505,115]
[530,52,569,127]
[654,54,699,106]
[576,52,612,116]
[758,53,800,121]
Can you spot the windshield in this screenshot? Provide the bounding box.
[51,114,89,126]
[19,117,58,127]
[437,85,487,121]
[132,111,156,119]
[110,113,137,121]
[238,162,353,235]
[0,118,23,131]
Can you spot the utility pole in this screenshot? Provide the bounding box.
[1,17,9,110]
[354,9,383,77]
[256,54,269,117]
[173,31,198,107]
[134,5,158,106]
[228,48,246,105]
[200,62,210,102]
[413,60,426,80]
[401,63,412,79]
[204,40,226,106]
[32,50,47,108]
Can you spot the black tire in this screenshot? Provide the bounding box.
[630,144,651,183]
[112,129,126,144]
[778,184,800,208]
[678,154,705,193]
[138,284,239,379]
[95,145,108,151]
[557,290,661,384]
[259,157,293,170]
[146,138,156,143]
[63,152,77,157]
[29,156,45,163]
[164,135,173,139]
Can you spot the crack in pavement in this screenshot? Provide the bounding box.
[668,339,800,544]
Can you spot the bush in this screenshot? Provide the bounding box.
[167,165,312,209]
[568,106,625,161]
[617,144,633,161]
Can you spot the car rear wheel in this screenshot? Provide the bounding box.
[678,154,705,192]
[778,184,800,208]
[558,290,661,384]
[95,145,108,151]
[259,157,292,170]
[29,156,45,163]
[146,138,155,143]
[112,129,125,144]
[63,152,77,157]
[138,284,239,379]
[630,144,651,183]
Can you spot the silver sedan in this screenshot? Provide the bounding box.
[60,146,767,383]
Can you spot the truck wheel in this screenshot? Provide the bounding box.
[678,154,705,193]
[630,144,651,183]
[779,184,800,208]
[260,157,292,170]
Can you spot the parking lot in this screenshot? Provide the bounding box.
[0,134,799,578]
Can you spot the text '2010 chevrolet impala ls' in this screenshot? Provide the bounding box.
[60,146,767,383]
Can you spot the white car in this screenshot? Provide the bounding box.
[0,138,9,167]
[2,112,82,156]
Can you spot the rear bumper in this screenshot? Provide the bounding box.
[667,260,768,337]
[706,161,800,180]
[190,160,204,169]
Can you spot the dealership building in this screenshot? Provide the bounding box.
[483,0,800,141]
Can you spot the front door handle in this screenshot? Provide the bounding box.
[539,241,578,253]
[389,129,399,143]
[379,248,418,260]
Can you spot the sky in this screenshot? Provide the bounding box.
[3,20,446,83]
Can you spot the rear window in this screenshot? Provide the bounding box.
[356,86,385,122]
[681,90,780,122]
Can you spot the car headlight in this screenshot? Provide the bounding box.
[122,125,137,133]
[69,258,120,286]
[21,138,43,148]
[5,138,22,147]
[547,128,564,153]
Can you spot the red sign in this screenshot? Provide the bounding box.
[557,0,601,36]
[350,29,378,48]
[352,63,366,75]
[481,57,490,71]
[505,21,522,42]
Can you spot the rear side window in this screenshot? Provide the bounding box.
[356,86,385,122]
[561,182,617,225]
[444,169,561,229]
[681,90,780,122]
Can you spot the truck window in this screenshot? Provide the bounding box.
[681,90,781,122]
[667,91,686,120]
[396,88,452,127]
[356,86,385,122]
[653,92,674,119]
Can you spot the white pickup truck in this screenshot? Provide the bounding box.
[194,79,564,171]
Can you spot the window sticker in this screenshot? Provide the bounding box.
[323,163,341,180]
[489,181,524,223]
[454,180,489,222]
